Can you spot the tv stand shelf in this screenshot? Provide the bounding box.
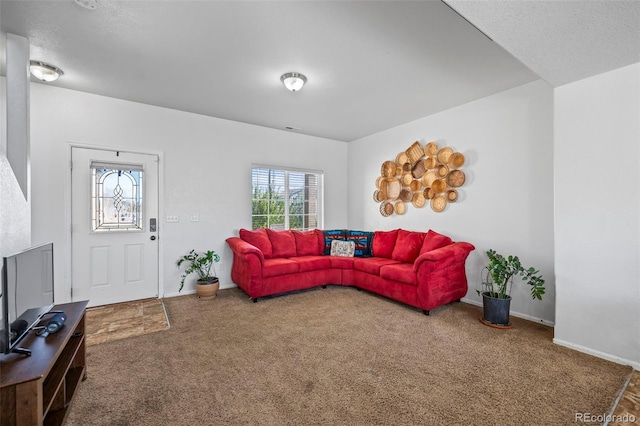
[1,301,88,426]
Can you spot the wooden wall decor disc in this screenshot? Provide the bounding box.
[412,192,426,208]
[447,170,466,187]
[423,188,435,199]
[385,178,401,200]
[381,160,396,178]
[374,190,387,203]
[396,152,409,165]
[395,201,406,215]
[409,179,422,192]
[449,152,465,169]
[411,160,426,178]
[431,179,446,193]
[402,173,413,186]
[425,141,439,156]
[446,189,458,202]
[422,171,438,188]
[424,156,437,169]
[402,162,412,173]
[376,176,385,189]
[379,201,392,217]
[431,195,447,212]
[406,141,425,164]
[437,147,453,164]
[399,189,412,202]
[395,164,403,176]
[384,201,394,215]
[436,164,449,178]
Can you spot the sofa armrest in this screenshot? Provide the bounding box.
[413,242,475,311]
[226,237,265,265]
[225,237,265,298]
[413,242,474,272]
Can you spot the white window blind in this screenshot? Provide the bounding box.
[251,166,323,230]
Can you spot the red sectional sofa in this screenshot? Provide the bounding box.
[225,228,475,315]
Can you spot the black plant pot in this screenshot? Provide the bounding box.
[481,292,512,328]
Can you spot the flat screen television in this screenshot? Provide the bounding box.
[1,242,55,355]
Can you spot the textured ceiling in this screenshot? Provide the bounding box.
[1,1,638,142]
[446,0,640,87]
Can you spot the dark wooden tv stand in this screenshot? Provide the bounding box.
[0,301,88,426]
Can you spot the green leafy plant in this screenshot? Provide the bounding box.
[177,249,220,292]
[478,249,545,300]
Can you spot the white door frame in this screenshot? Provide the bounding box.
[64,142,165,303]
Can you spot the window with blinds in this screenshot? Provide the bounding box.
[251,166,322,230]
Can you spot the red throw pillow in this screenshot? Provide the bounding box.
[266,229,297,258]
[292,230,323,256]
[372,229,399,259]
[420,229,453,255]
[239,228,273,259]
[392,229,426,263]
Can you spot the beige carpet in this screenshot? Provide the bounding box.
[67,287,632,425]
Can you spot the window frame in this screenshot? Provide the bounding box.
[251,164,323,231]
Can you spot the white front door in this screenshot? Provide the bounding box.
[71,147,159,307]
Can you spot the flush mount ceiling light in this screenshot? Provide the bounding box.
[29,61,64,82]
[280,72,307,92]
[74,0,98,10]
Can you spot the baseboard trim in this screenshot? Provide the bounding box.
[552,338,640,370]
[461,297,555,327]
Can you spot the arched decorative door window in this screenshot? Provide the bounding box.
[91,162,143,232]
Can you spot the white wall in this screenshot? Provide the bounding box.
[26,83,348,300]
[554,63,640,368]
[348,80,556,324]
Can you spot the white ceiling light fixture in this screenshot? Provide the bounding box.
[74,0,98,10]
[280,72,307,92]
[29,61,64,82]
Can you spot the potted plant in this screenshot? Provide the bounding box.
[177,249,221,299]
[477,249,545,328]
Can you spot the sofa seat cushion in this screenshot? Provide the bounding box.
[330,257,355,269]
[380,263,418,286]
[292,256,332,272]
[353,257,401,275]
[262,258,300,278]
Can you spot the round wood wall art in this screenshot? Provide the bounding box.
[449,152,465,169]
[447,170,466,188]
[374,141,467,216]
[381,160,396,178]
[437,147,453,164]
[431,195,447,212]
[425,141,439,156]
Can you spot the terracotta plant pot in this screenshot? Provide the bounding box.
[196,278,219,300]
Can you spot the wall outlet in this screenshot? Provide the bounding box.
[166,215,179,222]
[190,215,199,222]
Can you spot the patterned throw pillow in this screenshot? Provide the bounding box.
[345,230,374,257]
[322,229,346,255]
[330,240,355,257]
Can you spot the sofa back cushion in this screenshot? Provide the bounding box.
[419,229,453,255]
[391,229,426,263]
[345,230,374,257]
[322,229,346,255]
[292,229,324,256]
[266,229,297,258]
[372,229,399,259]
[239,228,273,259]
